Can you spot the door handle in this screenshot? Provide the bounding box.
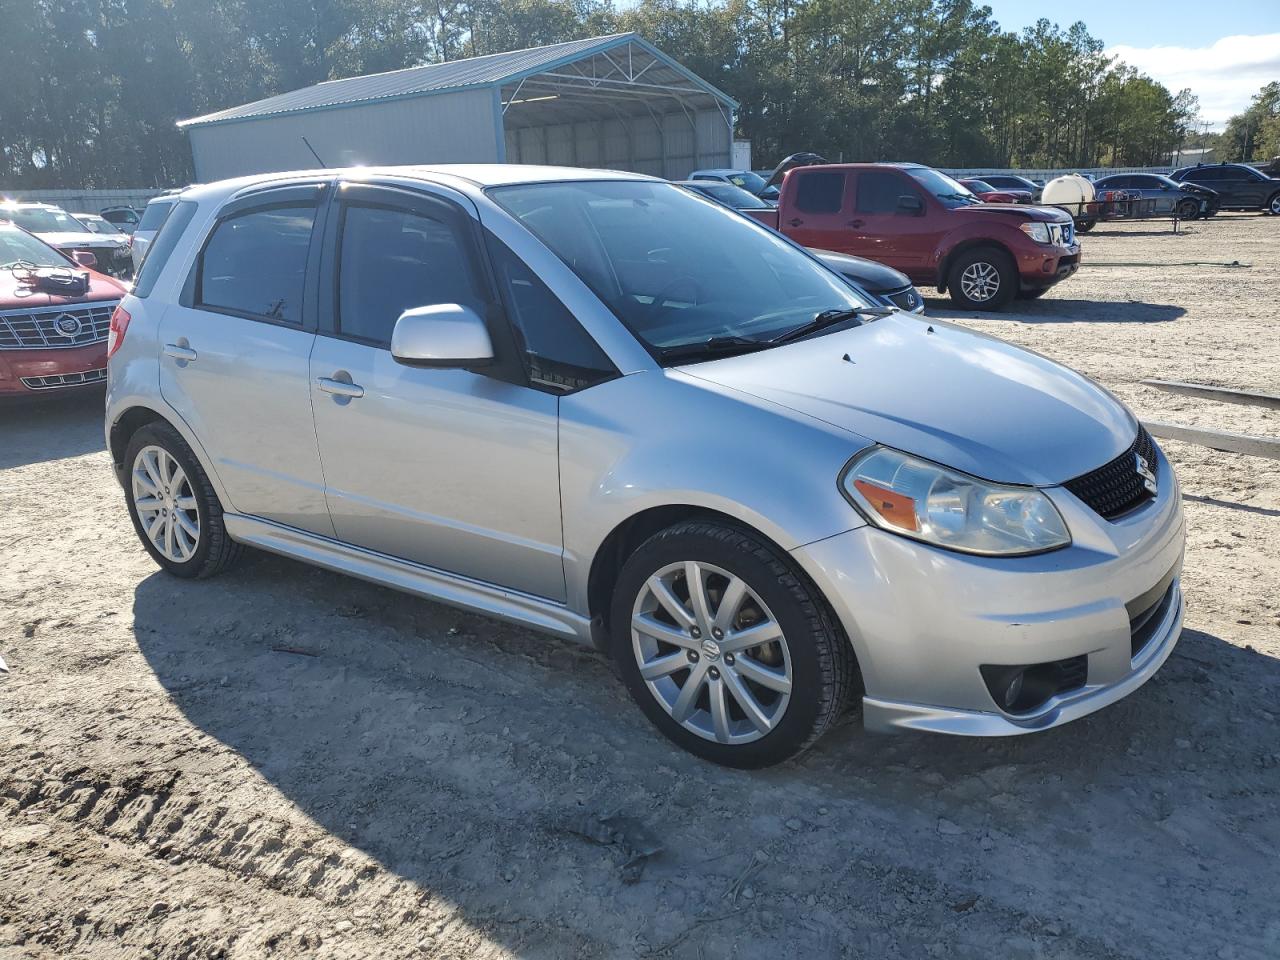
[847,219,865,228]
[162,343,197,362]
[316,376,365,399]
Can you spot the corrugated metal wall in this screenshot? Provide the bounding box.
[187,88,502,181]
[504,107,730,179]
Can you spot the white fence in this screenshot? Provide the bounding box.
[942,166,1175,180]
[0,187,169,212]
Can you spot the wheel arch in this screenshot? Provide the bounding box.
[935,237,1015,293]
[108,402,232,510]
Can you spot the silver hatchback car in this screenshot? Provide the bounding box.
[106,165,1185,767]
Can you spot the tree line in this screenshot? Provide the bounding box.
[1,0,1207,189]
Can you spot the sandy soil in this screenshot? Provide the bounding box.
[2,213,1278,960]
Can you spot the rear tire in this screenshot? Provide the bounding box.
[123,422,242,579]
[947,246,1017,311]
[1075,219,1096,233]
[610,521,854,768]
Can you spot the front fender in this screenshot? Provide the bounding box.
[558,369,869,613]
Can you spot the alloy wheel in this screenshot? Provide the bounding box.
[959,261,1000,302]
[131,445,200,563]
[631,561,793,744]
[1270,195,1280,215]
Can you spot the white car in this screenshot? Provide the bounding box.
[0,202,133,278]
[129,196,178,271]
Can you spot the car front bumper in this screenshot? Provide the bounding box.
[791,441,1185,736]
[0,343,109,397]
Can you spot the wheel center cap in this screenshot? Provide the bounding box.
[700,638,722,661]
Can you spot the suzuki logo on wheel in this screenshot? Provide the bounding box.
[1135,453,1157,495]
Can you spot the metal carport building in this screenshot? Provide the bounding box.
[177,33,737,182]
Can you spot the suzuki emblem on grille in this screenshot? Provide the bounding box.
[1135,453,1157,495]
[54,314,83,338]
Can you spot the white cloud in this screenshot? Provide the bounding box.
[1105,33,1280,129]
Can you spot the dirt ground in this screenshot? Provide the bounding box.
[2,212,1278,960]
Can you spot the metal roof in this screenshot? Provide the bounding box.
[178,33,735,129]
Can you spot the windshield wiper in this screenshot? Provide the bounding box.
[770,306,894,346]
[658,334,769,364]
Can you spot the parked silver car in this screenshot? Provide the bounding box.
[129,195,178,271]
[106,165,1185,767]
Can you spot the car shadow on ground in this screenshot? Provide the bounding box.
[0,391,106,468]
[922,296,1186,324]
[131,553,1280,958]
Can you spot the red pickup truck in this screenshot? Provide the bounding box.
[747,162,1080,310]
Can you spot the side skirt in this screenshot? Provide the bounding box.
[223,514,593,644]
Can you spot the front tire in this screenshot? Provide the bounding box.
[123,422,242,578]
[1268,192,1280,216]
[947,246,1017,311]
[1176,198,1199,220]
[610,521,854,768]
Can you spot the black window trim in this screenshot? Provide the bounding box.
[319,180,528,388]
[183,182,329,331]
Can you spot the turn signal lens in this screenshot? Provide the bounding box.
[107,306,131,360]
[841,447,1071,556]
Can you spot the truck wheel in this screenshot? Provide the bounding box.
[1075,220,1096,233]
[947,247,1017,311]
[610,520,854,768]
[123,422,243,579]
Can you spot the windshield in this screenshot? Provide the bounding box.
[3,206,84,233]
[690,182,771,210]
[488,180,873,358]
[965,180,996,193]
[74,215,119,235]
[905,168,981,207]
[722,171,768,194]
[0,227,69,267]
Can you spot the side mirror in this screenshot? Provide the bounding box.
[897,195,923,214]
[71,250,97,268]
[390,303,493,368]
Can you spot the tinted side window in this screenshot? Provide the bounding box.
[134,200,198,298]
[197,206,315,323]
[856,170,910,213]
[486,235,617,392]
[137,200,175,231]
[794,171,846,214]
[337,204,485,346]
[1185,168,1219,182]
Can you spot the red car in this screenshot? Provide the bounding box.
[0,221,128,400]
[959,178,1033,204]
[753,163,1079,309]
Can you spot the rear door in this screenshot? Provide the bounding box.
[779,169,853,252]
[158,182,334,536]
[307,181,567,600]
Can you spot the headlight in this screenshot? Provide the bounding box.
[1019,221,1051,244]
[840,447,1071,556]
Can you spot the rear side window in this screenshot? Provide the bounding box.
[137,200,175,231]
[196,206,315,323]
[336,204,486,346]
[856,170,910,213]
[794,171,846,214]
[133,200,198,298]
[1184,168,1219,182]
[485,234,617,393]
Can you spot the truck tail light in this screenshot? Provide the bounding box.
[107,306,131,360]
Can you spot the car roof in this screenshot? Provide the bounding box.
[175,164,660,206]
[0,201,59,210]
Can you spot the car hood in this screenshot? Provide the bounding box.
[954,203,1072,223]
[37,231,129,248]
[679,314,1136,486]
[0,268,126,309]
[811,250,912,292]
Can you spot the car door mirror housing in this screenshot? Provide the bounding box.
[71,250,97,268]
[897,195,923,214]
[391,304,494,368]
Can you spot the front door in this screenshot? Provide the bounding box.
[846,169,939,273]
[308,183,565,600]
[157,183,334,536]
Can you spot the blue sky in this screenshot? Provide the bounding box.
[982,0,1280,126]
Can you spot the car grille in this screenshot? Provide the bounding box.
[20,368,107,390]
[885,286,921,312]
[0,301,117,349]
[1064,426,1158,520]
